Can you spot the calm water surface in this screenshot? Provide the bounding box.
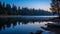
[0,16,58,34]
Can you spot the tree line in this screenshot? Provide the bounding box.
[0,1,51,16]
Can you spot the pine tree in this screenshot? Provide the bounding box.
[0,1,2,14]
[50,0,60,15]
[6,4,11,15]
[12,4,17,15]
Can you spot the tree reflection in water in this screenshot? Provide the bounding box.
[0,18,27,31]
[0,18,43,31]
[0,18,59,34]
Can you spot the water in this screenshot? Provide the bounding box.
[0,16,59,34]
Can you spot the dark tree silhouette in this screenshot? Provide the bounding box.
[6,4,11,15]
[12,4,17,15]
[0,2,6,15]
[0,2,2,14]
[18,7,21,15]
[2,2,6,15]
[50,0,60,15]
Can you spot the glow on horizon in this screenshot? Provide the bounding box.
[0,0,51,11]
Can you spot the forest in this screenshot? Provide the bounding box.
[0,1,53,16]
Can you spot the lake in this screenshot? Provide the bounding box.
[0,16,59,34]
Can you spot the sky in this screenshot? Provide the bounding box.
[0,0,51,11]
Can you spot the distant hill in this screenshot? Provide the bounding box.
[19,9,53,16]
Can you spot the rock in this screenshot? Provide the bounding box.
[35,30,43,34]
[30,32,34,34]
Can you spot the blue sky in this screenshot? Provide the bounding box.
[0,0,51,9]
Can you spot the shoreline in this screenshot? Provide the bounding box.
[0,15,59,19]
[0,15,59,17]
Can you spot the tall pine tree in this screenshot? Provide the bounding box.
[50,0,60,15]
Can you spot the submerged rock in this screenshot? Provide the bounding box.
[35,30,43,34]
[30,32,34,34]
[30,30,43,34]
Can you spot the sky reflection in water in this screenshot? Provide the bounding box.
[0,17,56,34]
